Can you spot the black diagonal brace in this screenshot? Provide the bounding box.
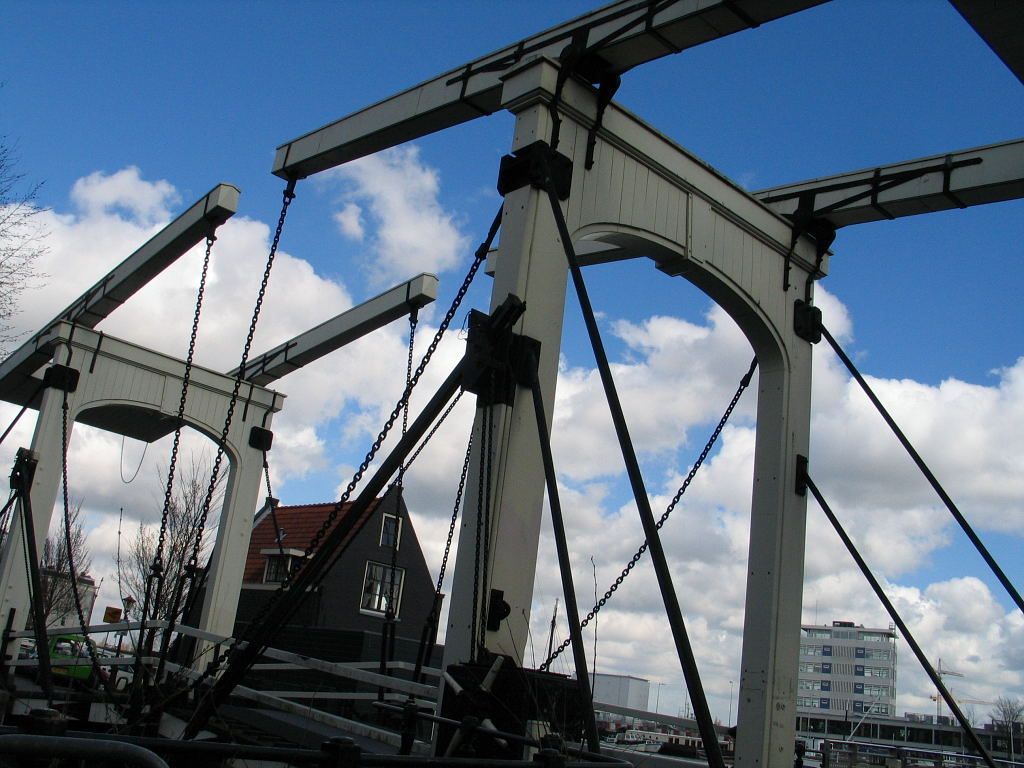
[539,157,725,768]
[525,347,601,754]
[800,463,997,768]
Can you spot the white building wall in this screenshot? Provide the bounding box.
[591,672,651,710]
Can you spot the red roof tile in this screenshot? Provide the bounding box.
[242,498,382,583]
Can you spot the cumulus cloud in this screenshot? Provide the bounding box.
[326,146,470,286]
[70,166,179,227]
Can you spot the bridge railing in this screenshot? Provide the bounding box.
[821,740,1017,768]
[4,620,442,751]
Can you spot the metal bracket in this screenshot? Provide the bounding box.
[43,364,80,393]
[464,294,536,407]
[795,454,809,497]
[793,300,822,344]
[10,448,38,490]
[496,141,572,200]
[249,426,274,452]
[485,588,512,632]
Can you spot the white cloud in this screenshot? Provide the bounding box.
[326,146,469,286]
[70,167,179,227]
[334,202,365,240]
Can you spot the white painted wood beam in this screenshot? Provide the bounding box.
[271,0,828,180]
[755,138,1024,228]
[231,272,438,385]
[0,184,240,407]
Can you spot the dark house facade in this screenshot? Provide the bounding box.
[234,485,441,669]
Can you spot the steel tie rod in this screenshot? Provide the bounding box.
[820,324,1024,618]
[543,179,726,768]
[799,466,997,768]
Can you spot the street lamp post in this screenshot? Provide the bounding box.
[656,682,664,713]
[729,680,735,727]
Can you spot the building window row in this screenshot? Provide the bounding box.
[800,644,833,656]
[854,664,891,678]
[797,696,832,709]
[852,701,890,715]
[799,679,832,691]
[858,631,891,643]
[805,628,832,638]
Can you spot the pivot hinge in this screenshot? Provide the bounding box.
[497,141,572,200]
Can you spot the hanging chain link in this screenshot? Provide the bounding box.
[161,185,296,691]
[59,390,116,698]
[401,390,464,472]
[439,432,473,599]
[185,184,295,578]
[150,233,216,580]
[262,451,288,561]
[189,205,502,686]
[541,356,758,670]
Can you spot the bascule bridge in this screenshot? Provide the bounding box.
[0,2,1021,767]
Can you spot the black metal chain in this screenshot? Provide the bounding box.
[402,389,465,472]
[262,452,287,561]
[144,233,216,615]
[59,390,116,699]
[397,311,418,485]
[155,183,296,692]
[383,313,418,668]
[541,356,757,670]
[413,430,474,678]
[188,205,503,685]
[130,231,217,690]
[185,183,295,576]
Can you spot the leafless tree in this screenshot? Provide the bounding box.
[0,132,47,355]
[991,696,1024,759]
[38,501,93,628]
[119,457,225,626]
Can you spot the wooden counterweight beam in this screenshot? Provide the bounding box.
[0,183,240,407]
[754,138,1024,228]
[232,273,438,385]
[271,0,828,180]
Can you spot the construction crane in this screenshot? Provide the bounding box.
[934,658,965,719]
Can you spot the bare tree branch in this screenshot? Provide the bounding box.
[38,500,93,628]
[0,133,47,355]
[119,455,225,626]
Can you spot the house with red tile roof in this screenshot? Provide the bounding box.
[234,485,441,672]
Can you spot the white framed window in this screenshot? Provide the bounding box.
[380,513,402,550]
[360,560,405,617]
[261,547,306,584]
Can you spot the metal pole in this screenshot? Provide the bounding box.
[801,469,998,768]
[11,449,53,701]
[528,367,601,754]
[544,180,725,768]
[820,325,1024,619]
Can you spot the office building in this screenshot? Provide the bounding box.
[797,620,897,718]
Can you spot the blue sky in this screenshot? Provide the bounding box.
[2,0,1022,723]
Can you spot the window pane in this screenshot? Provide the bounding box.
[380,514,402,549]
[361,561,405,616]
